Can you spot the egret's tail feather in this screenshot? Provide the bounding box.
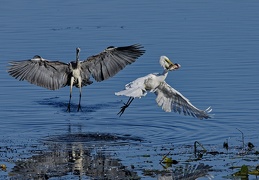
[115,87,147,98]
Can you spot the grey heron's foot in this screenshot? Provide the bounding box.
[77,104,82,112]
[66,104,71,113]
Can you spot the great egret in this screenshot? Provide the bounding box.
[115,56,212,119]
[8,44,145,112]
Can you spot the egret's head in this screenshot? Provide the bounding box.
[160,56,181,71]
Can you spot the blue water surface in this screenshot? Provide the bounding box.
[1,1,259,179]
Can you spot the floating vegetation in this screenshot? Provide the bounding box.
[223,139,229,151]
[237,128,245,149]
[0,164,6,171]
[0,129,258,179]
[232,164,259,179]
[194,141,207,159]
[143,163,212,179]
[248,142,255,150]
[159,151,179,169]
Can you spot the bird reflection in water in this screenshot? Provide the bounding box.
[10,125,140,179]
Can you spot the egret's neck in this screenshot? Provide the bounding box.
[158,69,169,82]
[162,69,169,76]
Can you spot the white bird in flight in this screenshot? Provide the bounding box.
[8,44,145,112]
[115,56,212,119]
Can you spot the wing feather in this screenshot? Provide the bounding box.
[8,56,69,90]
[115,75,149,98]
[154,82,212,119]
[81,44,145,82]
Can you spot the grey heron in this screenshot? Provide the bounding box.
[8,44,145,112]
[115,56,212,119]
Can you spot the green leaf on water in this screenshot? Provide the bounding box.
[233,165,248,178]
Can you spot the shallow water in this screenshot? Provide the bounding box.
[1,1,259,179]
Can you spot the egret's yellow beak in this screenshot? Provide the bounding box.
[168,63,181,71]
[165,58,181,71]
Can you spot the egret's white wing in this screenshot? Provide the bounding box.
[8,56,69,90]
[115,75,152,98]
[154,82,212,119]
[81,44,145,82]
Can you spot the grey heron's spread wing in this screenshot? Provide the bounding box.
[81,44,145,82]
[155,82,212,119]
[8,56,69,90]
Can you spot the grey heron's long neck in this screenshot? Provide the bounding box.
[76,48,80,66]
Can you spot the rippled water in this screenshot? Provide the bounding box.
[1,1,259,179]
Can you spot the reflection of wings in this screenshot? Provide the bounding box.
[154,82,212,119]
[8,56,69,90]
[81,44,145,82]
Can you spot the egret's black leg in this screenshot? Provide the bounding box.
[117,97,134,117]
[77,87,82,112]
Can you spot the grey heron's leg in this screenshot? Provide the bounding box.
[117,97,134,117]
[67,77,74,112]
[77,86,82,112]
[67,91,72,112]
